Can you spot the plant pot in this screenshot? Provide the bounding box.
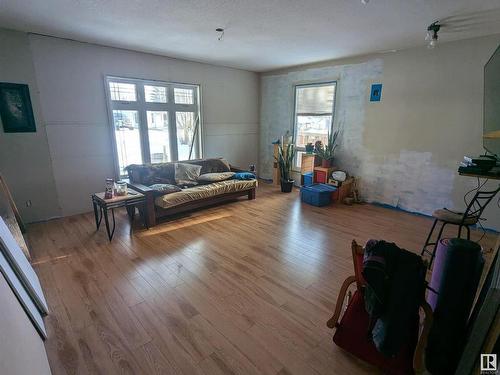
[280,180,294,193]
[321,159,332,168]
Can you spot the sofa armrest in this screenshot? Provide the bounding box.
[127,181,156,227]
[127,181,154,194]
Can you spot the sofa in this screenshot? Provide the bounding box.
[126,158,257,226]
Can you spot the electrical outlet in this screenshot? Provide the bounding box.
[25,200,32,207]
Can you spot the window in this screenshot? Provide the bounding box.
[109,82,136,101]
[144,85,167,103]
[293,82,336,169]
[174,88,194,104]
[106,77,202,177]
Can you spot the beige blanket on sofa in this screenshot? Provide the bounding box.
[154,179,257,209]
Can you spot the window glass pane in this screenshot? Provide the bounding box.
[144,85,167,103]
[109,82,136,101]
[147,111,170,163]
[176,112,199,161]
[295,150,304,169]
[295,115,332,148]
[296,84,335,115]
[112,110,141,175]
[174,88,194,104]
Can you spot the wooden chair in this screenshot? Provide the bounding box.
[421,186,500,268]
[327,240,433,375]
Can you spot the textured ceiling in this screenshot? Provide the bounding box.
[1,0,500,72]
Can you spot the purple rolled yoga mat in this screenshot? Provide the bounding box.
[427,238,449,309]
[425,238,484,374]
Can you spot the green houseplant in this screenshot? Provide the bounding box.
[317,129,339,167]
[305,142,314,154]
[275,143,296,193]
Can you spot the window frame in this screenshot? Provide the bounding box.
[292,81,337,171]
[104,76,203,178]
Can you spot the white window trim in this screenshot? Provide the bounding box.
[104,75,203,178]
[292,81,337,171]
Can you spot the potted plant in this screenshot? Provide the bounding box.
[275,143,296,193]
[314,140,323,154]
[305,142,314,154]
[316,129,339,168]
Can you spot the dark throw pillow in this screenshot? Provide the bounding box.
[174,163,202,185]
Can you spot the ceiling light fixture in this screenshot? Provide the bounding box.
[426,22,441,49]
[361,0,370,4]
[216,27,225,41]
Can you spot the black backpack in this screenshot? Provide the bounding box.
[362,240,426,357]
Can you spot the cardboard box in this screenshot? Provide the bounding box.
[332,177,353,202]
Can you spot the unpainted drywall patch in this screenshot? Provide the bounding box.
[260,58,383,178]
[356,150,455,215]
[260,58,455,217]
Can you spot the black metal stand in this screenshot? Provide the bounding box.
[92,192,147,241]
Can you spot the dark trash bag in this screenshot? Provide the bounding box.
[362,240,426,357]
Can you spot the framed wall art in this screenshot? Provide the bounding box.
[0,82,36,133]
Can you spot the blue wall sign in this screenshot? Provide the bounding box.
[370,83,382,102]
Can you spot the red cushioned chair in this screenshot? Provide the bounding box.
[326,240,433,375]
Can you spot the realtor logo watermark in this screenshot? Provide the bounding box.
[481,354,498,374]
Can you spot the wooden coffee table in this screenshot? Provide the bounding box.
[91,189,148,241]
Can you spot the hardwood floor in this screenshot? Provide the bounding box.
[27,182,497,375]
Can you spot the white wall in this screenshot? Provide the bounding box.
[0,29,61,222]
[25,34,259,217]
[261,34,500,231]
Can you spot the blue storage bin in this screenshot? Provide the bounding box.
[300,184,337,207]
[303,172,314,186]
